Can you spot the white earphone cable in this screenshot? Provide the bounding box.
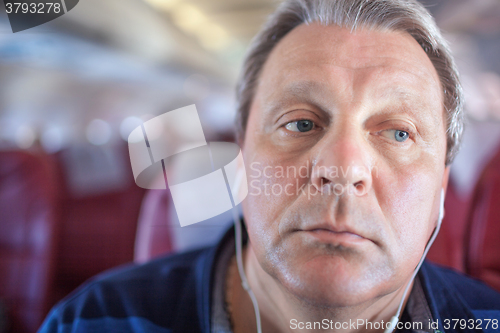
[233,207,263,333]
[229,166,263,333]
[384,188,445,333]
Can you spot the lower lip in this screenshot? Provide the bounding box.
[301,229,367,245]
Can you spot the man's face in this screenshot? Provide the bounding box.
[241,23,448,307]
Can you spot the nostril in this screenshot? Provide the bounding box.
[311,177,333,194]
[319,177,335,193]
[353,181,367,196]
[320,177,331,187]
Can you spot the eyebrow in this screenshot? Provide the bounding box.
[375,85,444,122]
[376,86,421,103]
[282,80,326,96]
[263,80,333,123]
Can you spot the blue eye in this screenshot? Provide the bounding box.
[286,120,314,132]
[395,130,409,142]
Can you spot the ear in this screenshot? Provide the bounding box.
[442,166,451,194]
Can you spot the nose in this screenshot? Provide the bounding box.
[310,129,373,197]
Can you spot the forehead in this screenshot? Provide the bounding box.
[256,23,443,115]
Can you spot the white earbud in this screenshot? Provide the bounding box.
[438,188,445,223]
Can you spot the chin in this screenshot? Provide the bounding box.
[264,246,396,308]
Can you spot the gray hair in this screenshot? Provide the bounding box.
[236,0,464,165]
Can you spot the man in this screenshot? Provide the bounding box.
[40,0,500,332]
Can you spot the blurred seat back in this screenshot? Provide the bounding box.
[134,189,174,263]
[0,150,59,333]
[132,130,238,263]
[133,186,233,263]
[465,145,500,291]
[52,144,146,299]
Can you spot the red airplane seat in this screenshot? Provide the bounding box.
[427,180,470,272]
[0,150,60,333]
[134,189,174,264]
[51,144,146,301]
[132,132,237,263]
[465,146,500,291]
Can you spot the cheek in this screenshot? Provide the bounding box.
[375,162,439,261]
[242,157,310,247]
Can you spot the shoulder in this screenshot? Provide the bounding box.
[38,248,211,333]
[421,261,500,323]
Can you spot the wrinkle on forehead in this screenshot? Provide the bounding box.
[258,22,441,93]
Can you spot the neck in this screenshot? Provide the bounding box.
[227,245,413,333]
